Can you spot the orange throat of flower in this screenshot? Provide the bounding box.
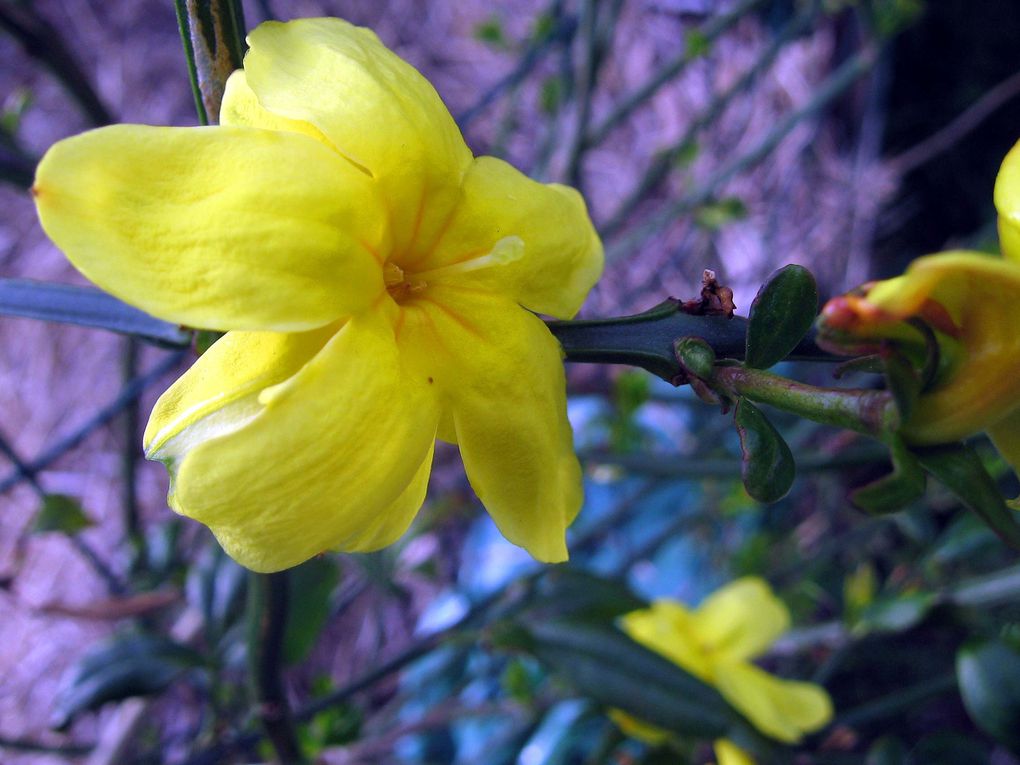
[382,235,525,304]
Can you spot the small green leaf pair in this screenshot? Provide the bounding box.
[51,635,204,730]
[738,264,819,503]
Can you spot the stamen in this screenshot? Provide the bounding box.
[412,236,525,283]
[383,262,405,287]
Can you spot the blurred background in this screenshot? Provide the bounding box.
[3,0,1020,763]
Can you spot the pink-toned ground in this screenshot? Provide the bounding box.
[0,1,888,761]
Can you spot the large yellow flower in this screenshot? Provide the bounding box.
[817,138,1020,472]
[32,18,603,572]
[616,578,832,764]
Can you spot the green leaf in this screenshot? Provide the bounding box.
[520,620,735,739]
[613,370,651,416]
[957,639,1020,753]
[531,12,555,42]
[193,329,223,355]
[866,736,908,765]
[857,592,935,634]
[474,16,506,47]
[0,279,191,348]
[31,494,93,535]
[187,547,247,646]
[540,77,562,115]
[672,139,700,168]
[529,568,646,623]
[850,437,925,515]
[734,399,795,503]
[694,196,747,231]
[745,265,819,369]
[1,88,32,134]
[882,348,922,422]
[914,444,1020,550]
[284,556,340,665]
[51,635,204,730]
[684,29,711,58]
[501,657,543,703]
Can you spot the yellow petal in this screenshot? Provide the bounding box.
[691,578,791,663]
[162,312,440,572]
[409,156,604,319]
[393,286,581,562]
[820,251,1020,443]
[714,739,757,765]
[144,325,337,459]
[865,252,1020,443]
[344,442,435,553]
[994,138,1020,262]
[713,662,832,743]
[618,599,714,682]
[243,18,472,259]
[34,124,386,332]
[219,69,329,146]
[607,710,670,745]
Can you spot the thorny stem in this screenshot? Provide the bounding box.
[550,294,896,441]
[548,298,836,381]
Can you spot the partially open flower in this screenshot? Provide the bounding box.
[32,18,603,571]
[614,578,832,764]
[817,138,1020,473]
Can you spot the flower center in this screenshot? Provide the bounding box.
[385,236,525,303]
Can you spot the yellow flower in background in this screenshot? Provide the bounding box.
[817,138,1020,473]
[32,18,603,572]
[615,578,832,764]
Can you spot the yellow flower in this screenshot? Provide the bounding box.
[817,138,1020,471]
[614,578,832,761]
[32,18,603,572]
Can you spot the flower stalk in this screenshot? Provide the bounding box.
[710,365,898,439]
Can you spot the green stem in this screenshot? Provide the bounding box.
[247,571,305,764]
[120,337,147,572]
[174,0,247,125]
[711,364,897,438]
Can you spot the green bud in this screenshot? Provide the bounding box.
[674,336,716,380]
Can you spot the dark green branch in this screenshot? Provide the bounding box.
[247,572,304,764]
[548,299,836,382]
